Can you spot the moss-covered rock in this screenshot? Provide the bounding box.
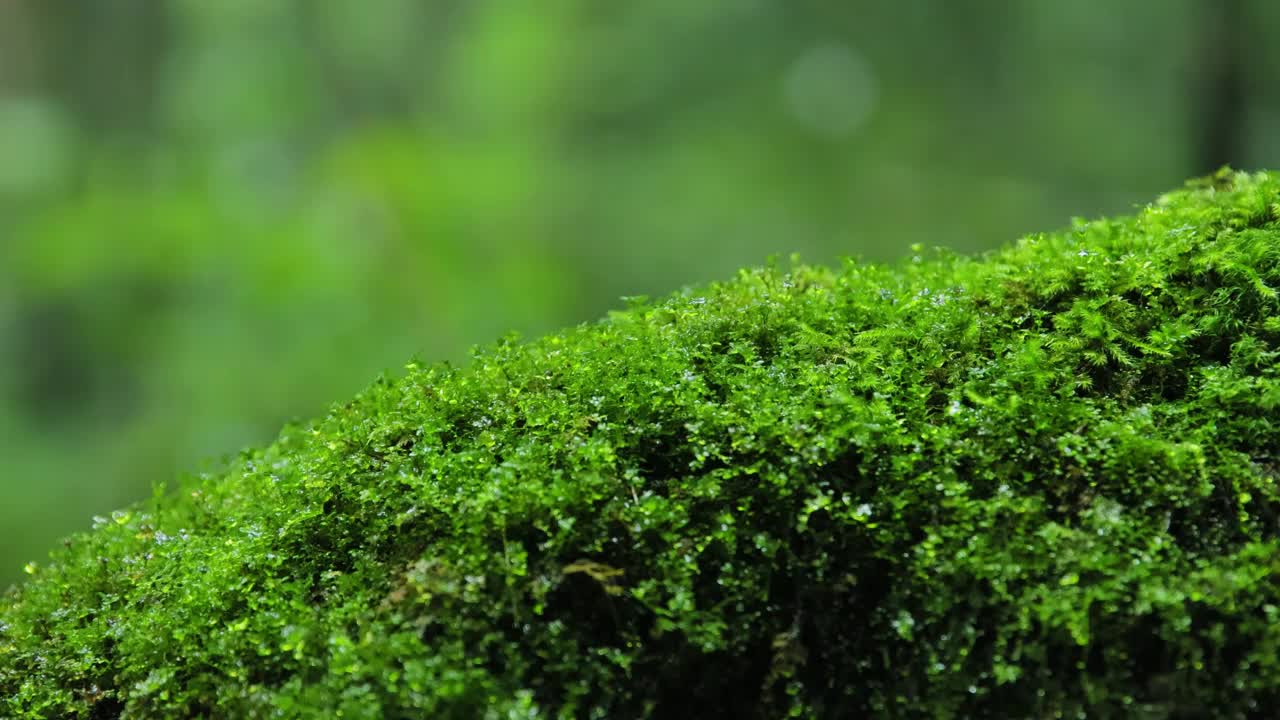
[4,170,1280,718]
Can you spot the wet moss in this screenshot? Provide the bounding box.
[4,169,1280,718]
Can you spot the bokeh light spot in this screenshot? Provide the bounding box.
[783,43,878,139]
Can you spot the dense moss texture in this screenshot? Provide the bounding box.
[4,171,1280,718]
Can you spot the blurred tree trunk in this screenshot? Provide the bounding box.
[0,0,43,93]
[28,0,168,137]
[1193,0,1246,173]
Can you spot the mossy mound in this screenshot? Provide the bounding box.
[4,170,1280,718]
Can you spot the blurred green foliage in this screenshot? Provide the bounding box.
[1,0,1278,583]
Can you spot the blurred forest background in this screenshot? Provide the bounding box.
[2,0,1278,585]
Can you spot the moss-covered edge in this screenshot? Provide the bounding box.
[2,169,1280,718]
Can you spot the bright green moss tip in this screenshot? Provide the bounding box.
[4,169,1280,718]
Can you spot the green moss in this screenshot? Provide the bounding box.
[4,169,1280,718]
